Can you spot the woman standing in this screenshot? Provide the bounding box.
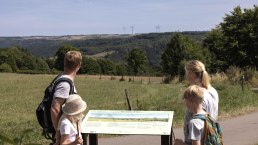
[184,60,219,144]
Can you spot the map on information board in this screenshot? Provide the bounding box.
[81,110,174,135]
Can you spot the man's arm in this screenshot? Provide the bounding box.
[51,97,66,131]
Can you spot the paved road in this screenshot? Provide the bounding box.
[93,110,258,145]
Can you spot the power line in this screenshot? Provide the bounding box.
[131,26,134,34]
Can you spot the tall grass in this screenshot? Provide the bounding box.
[0,73,257,144]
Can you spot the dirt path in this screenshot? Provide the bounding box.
[96,110,258,145]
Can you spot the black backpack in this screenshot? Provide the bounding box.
[36,75,74,141]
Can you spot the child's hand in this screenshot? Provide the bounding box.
[74,136,83,145]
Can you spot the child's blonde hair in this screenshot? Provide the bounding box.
[183,85,204,105]
[185,60,210,89]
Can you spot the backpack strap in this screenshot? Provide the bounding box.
[192,114,206,121]
[192,113,209,145]
[52,77,75,96]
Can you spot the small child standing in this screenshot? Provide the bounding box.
[58,94,87,145]
[176,85,206,145]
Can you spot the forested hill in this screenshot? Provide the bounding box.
[0,31,207,67]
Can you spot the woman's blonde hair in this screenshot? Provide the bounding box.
[185,60,210,89]
[64,51,82,71]
[183,85,204,104]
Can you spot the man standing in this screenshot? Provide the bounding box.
[51,51,82,145]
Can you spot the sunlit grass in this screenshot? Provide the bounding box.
[0,73,257,144]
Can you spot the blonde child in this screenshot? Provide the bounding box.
[58,94,87,145]
[175,85,206,145]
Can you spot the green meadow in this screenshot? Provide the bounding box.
[0,73,258,144]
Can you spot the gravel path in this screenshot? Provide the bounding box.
[94,110,258,145]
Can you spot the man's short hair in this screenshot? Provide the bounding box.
[64,51,82,71]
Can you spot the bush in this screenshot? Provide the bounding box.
[110,75,116,80]
[242,67,258,87]
[243,67,256,82]
[210,72,227,82]
[225,66,242,83]
[163,75,172,84]
[0,63,13,72]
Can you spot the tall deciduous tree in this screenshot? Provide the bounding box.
[203,29,228,72]
[97,59,115,75]
[115,63,127,76]
[203,5,258,71]
[127,48,147,76]
[80,57,100,74]
[161,33,209,77]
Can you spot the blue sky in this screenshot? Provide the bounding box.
[0,0,256,36]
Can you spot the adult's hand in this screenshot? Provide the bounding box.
[74,136,83,145]
[54,131,61,145]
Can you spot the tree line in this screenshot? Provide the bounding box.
[0,44,148,78]
[161,5,258,79]
[0,6,257,79]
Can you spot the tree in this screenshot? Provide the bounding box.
[80,57,100,74]
[97,59,115,75]
[54,44,80,71]
[35,58,50,72]
[161,33,209,77]
[115,63,127,76]
[203,5,258,70]
[126,48,147,76]
[0,47,49,72]
[45,57,56,69]
[203,28,228,72]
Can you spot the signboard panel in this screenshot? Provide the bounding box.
[81,110,174,135]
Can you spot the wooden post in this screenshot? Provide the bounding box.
[241,75,244,92]
[125,89,133,110]
[170,126,175,145]
[89,134,98,145]
[82,133,87,145]
[161,135,169,145]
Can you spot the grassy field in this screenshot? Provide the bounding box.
[0,73,258,144]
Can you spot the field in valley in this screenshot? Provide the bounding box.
[0,73,257,144]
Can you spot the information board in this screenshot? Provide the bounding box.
[81,110,174,135]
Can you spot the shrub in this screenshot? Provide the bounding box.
[110,75,116,80]
[210,72,227,82]
[163,75,172,84]
[243,67,255,82]
[225,66,242,83]
[242,67,258,87]
[0,63,13,72]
